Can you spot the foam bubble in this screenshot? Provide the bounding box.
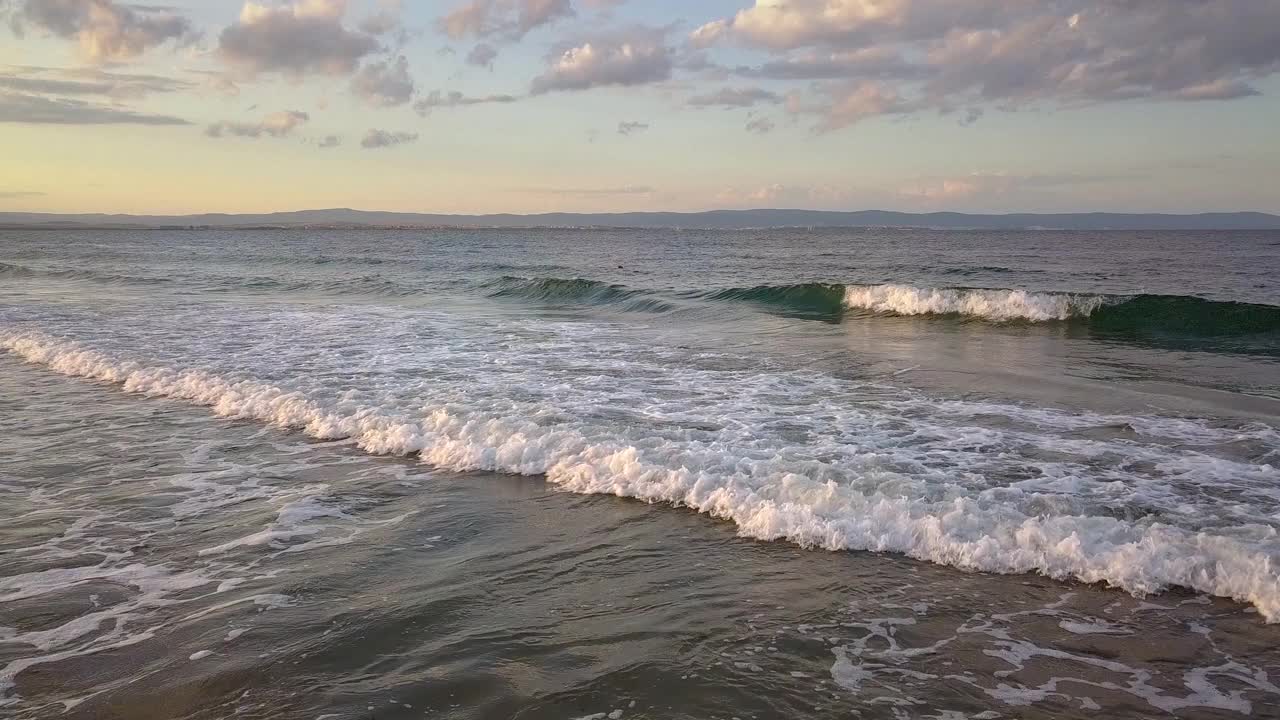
[4,330,1280,622]
[842,284,1106,321]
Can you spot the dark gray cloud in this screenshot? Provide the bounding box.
[414,89,519,115]
[0,91,189,124]
[206,110,309,139]
[0,66,191,99]
[7,0,193,62]
[531,25,672,94]
[351,55,415,107]
[218,0,379,78]
[318,134,342,148]
[616,120,648,135]
[361,128,418,149]
[439,0,572,41]
[687,86,780,108]
[692,1,1280,130]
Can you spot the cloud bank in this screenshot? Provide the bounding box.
[694,0,1280,130]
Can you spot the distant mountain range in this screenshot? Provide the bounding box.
[2,208,1278,230]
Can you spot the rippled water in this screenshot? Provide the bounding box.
[1,227,1279,719]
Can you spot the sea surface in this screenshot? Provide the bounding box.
[1,227,1279,719]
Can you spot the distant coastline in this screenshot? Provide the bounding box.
[2,208,1279,231]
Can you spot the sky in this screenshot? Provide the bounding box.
[1,0,1279,215]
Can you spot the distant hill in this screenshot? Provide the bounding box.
[2,208,1278,230]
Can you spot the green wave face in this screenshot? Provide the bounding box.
[1090,296,1280,337]
[702,283,850,318]
[482,276,675,313]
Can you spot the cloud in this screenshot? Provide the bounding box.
[687,86,780,108]
[616,120,647,136]
[413,89,519,115]
[361,128,418,148]
[692,0,1010,51]
[359,0,403,35]
[693,1,1280,129]
[351,55,415,106]
[8,0,193,62]
[206,110,310,139]
[0,67,191,99]
[737,47,920,81]
[811,81,917,131]
[0,190,45,199]
[439,0,572,41]
[318,134,342,148]
[745,116,775,134]
[714,183,856,208]
[531,26,672,94]
[0,91,190,125]
[898,172,1126,202]
[466,42,499,68]
[218,0,379,78]
[1173,80,1262,102]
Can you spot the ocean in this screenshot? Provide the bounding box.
[1,227,1278,719]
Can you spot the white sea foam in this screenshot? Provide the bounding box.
[4,330,1280,621]
[842,284,1108,321]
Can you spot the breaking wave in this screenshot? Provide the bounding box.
[840,284,1107,321]
[4,330,1280,621]
[474,277,1280,339]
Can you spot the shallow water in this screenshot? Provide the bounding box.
[1,227,1278,718]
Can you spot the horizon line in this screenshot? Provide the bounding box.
[4,207,1279,219]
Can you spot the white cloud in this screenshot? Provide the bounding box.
[9,0,193,62]
[694,1,1280,130]
[531,26,672,94]
[439,0,571,41]
[351,55,415,106]
[206,110,310,138]
[218,0,378,78]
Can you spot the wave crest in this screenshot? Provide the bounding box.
[842,284,1106,322]
[5,330,1280,621]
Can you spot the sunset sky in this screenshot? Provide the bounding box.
[2,0,1279,215]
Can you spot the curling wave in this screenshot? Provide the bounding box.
[701,282,1280,338]
[481,277,1280,339]
[4,330,1279,621]
[483,276,675,313]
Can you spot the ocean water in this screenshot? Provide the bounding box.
[1,227,1279,719]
